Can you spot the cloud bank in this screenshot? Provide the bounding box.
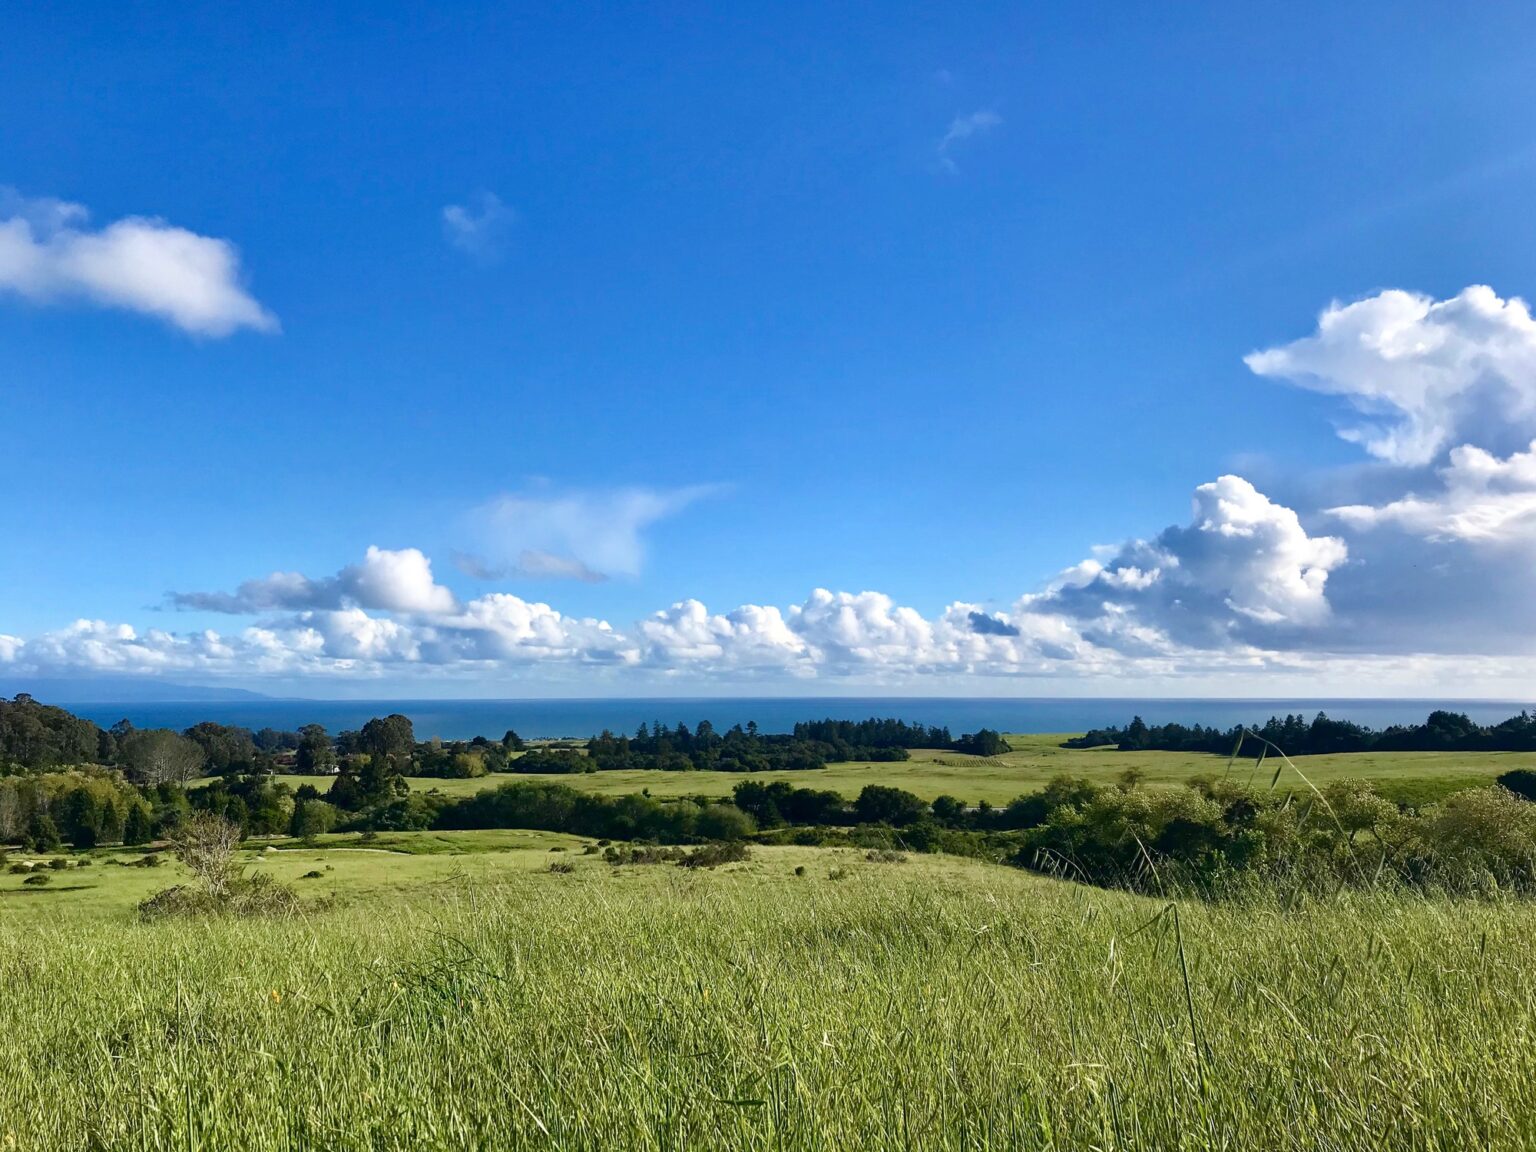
[0,188,276,336]
[7,285,1536,692]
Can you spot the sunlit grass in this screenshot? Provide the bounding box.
[3,847,1536,1148]
[231,732,1534,809]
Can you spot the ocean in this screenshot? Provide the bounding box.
[62,697,1536,742]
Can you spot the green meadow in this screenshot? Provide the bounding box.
[16,732,1536,1148]
[5,839,1536,1149]
[244,731,1536,808]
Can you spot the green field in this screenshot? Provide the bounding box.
[47,736,1536,1146]
[247,732,1536,808]
[4,837,1536,1148]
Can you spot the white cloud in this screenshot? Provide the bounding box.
[1034,475,1347,649]
[430,593,632,665]
[1245,285,1536,466]
[1332,440,1536,542]
[0,188,277,336]
[339,546,457,614]
[443,192,513,261]
[457,484,719,582]
[173,546,457,615]
[938,110,1002,172]
[639,600,809,673]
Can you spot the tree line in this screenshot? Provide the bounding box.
[1063,708,1536,756]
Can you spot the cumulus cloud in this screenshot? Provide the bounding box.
[1034,476,1348,650]
[173,546,457,615]
[0,187,277,336]
[31,277,1536,689]
[1246,285,1536,466]
[1331,440,1536,543]
[443,192,513,262]
[457,484,719,583]
[639,601,809,672]
[967,611,1020,637]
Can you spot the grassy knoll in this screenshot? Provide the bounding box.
[2,843,1536,1148]
[246,732,1536,809]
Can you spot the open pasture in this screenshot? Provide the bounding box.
[3,841,1536,1149]
[245,732,1536,808]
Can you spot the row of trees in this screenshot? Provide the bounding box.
[1064,709,1536,756]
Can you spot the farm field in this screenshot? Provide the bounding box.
[3,839,1536,1148]
[242,732,1536,808]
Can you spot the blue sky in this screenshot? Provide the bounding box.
[5,1,1536,697]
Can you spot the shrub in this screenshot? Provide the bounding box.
[22,873,49,886]
[1496,769,1536,802]
[47,858,70,870]
[300,870,324,880]
[139,873,300,921]
[865,849,907,864]
[548,860,576,874]
[678,842,750,869]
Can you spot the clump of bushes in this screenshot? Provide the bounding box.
[139,874,299,920]
[678,841,749,869]
[602,841,751,869]
[139,813,300,921]
[22,873,50,886]
[1010,775,1536,899]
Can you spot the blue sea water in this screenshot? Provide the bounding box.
[63,697,1536,742]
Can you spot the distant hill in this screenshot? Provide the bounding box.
[0,678,274,704]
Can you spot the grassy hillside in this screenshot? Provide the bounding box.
[3,842,1536,1148]
[239,732,1536,808]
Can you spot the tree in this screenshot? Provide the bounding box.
[931,794,967,824]
[0,781,20,844]
[295,725,337,774]
[25,810,62,852]
[289,799,337,843]
[359,714,415,763]
[123,802,153,845]
[183,722,258,775]
[171,812,242,899]
[57,788,101,848]
[122,729,206,786]
[98,799,124,845]
[854,785,929,827]
[954,729,1011,757]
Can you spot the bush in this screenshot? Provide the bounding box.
[678,841,750,869]
[1496,769,1536,802]
[139,874,301,921]
[47,858,70,870]
[548,860,576,874]
[22,873,50,886]
[865,849,908,864]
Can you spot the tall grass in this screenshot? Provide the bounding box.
[4,855,1536,1149]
